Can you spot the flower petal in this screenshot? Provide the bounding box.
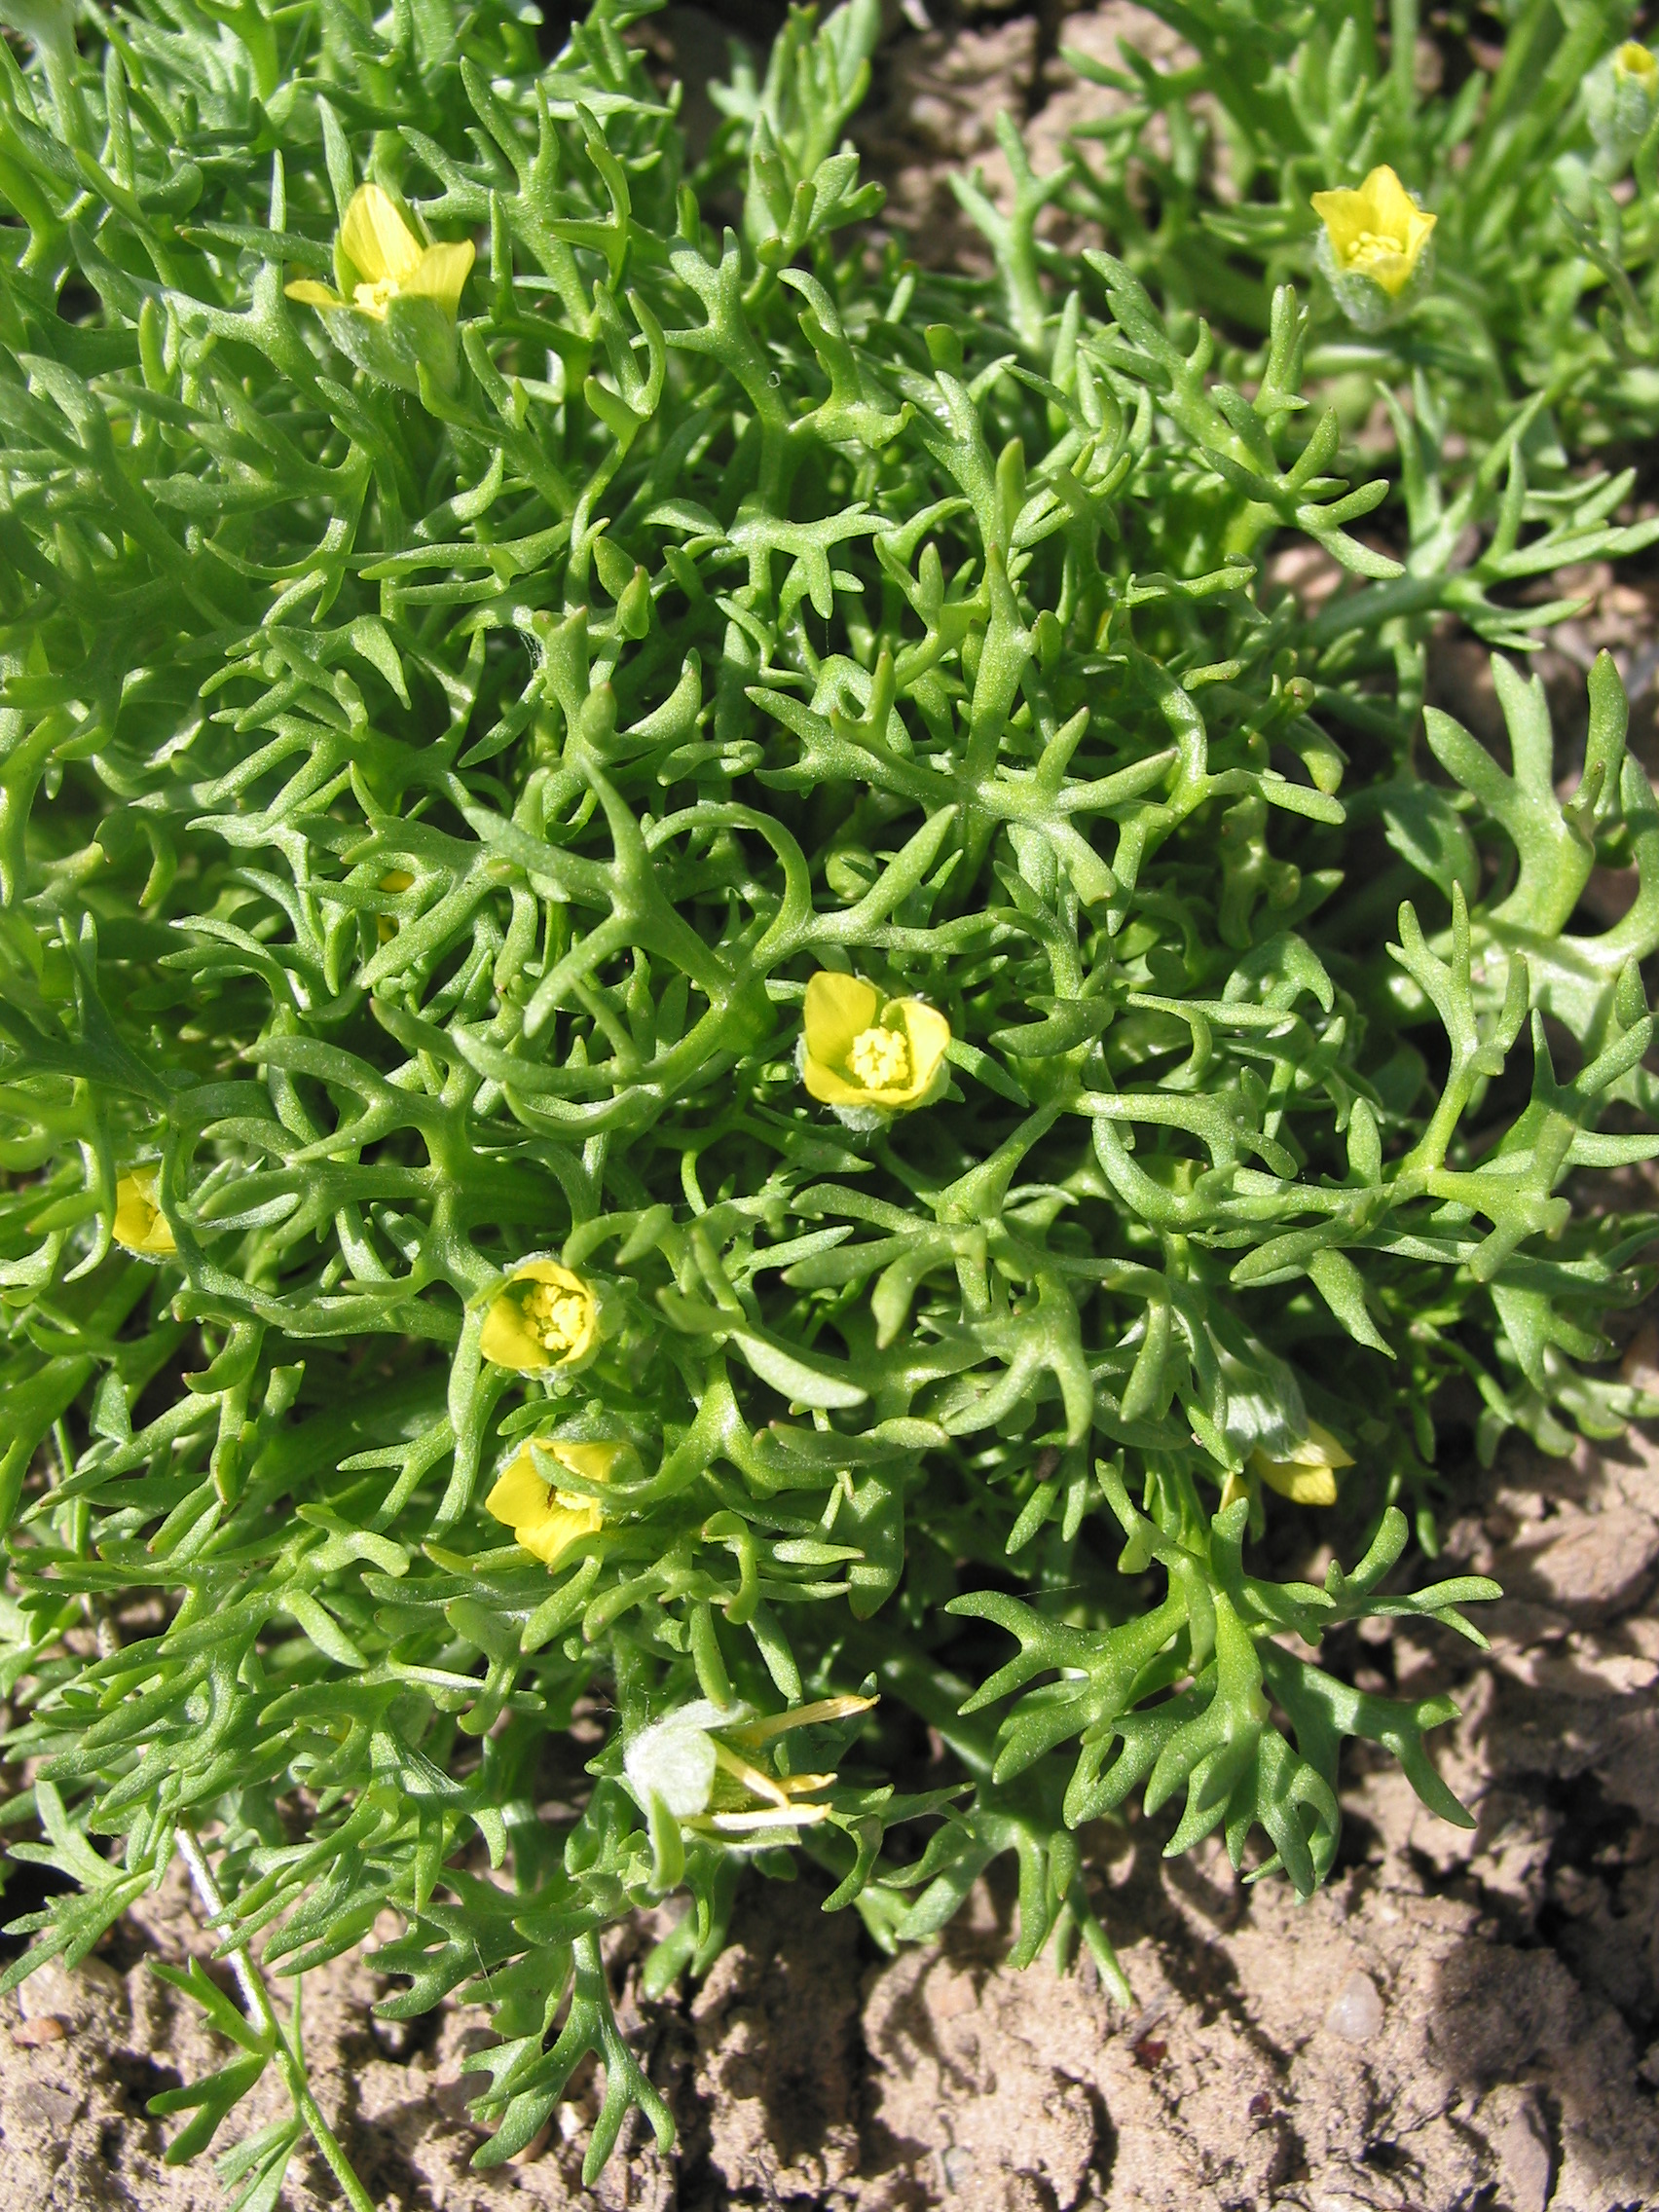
[698,1804,831,1830]
[403,240,475,318]
[1256,1456,1339,1506]
[1309,184,1369,260]
[284,279,346,308]
[802,1055,885,1108]
[545,1438,625,1487]
[515,1496,605,1565]
[895,998,951,1096]
[340,183,424,288]
[802,972,880,1067]
[1304,1419,1355,1470]
[479,1292,548,1370]
[1361,165,1416,238]
[485,1450,551,1532]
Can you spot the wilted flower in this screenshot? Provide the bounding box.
[1250,1419,1353,1506]
[285,185,474,391]
[799,972,950,1126]
[480,1260,600,1372]
[112,1168,175,1258]
[1311,166,1436,328]
[485,1438,622,1566]
[622,1693,877,1838]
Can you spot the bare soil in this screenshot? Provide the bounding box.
[2,1411,1655,2211]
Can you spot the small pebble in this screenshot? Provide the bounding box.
[940,2143,975,2191]
[10,2016,67,2047]
[1322,1971,1383,2043]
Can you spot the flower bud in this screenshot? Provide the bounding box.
[112,1168,176,1258]
[1587,42,1659,169]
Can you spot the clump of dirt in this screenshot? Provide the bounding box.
[2,1417,1655,2210]
[853,2,1190,273]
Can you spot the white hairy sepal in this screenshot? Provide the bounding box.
[622,1699,752,1819]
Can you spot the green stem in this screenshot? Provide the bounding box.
[176,1828,376,2212]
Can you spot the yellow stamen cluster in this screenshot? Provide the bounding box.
[1344,230,1411,275]
[525,1280,591,1359]
[353,276,398,316]
[848,1025,910,1091]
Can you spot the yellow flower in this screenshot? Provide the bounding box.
[1310,166,1436,299]
[799,972,950,1116]
[480,1259,601,1372]
[485,1438,620,1566]
[1616,40,1659,91]
[285,184,474,323]
[113,1168,175,1257]
[1250,1419,1354,1507]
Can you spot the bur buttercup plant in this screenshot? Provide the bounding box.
[0,0,1656,2194]
[1051,0,1659,465]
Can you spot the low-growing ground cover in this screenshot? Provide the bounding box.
[0,0,1655,2201]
